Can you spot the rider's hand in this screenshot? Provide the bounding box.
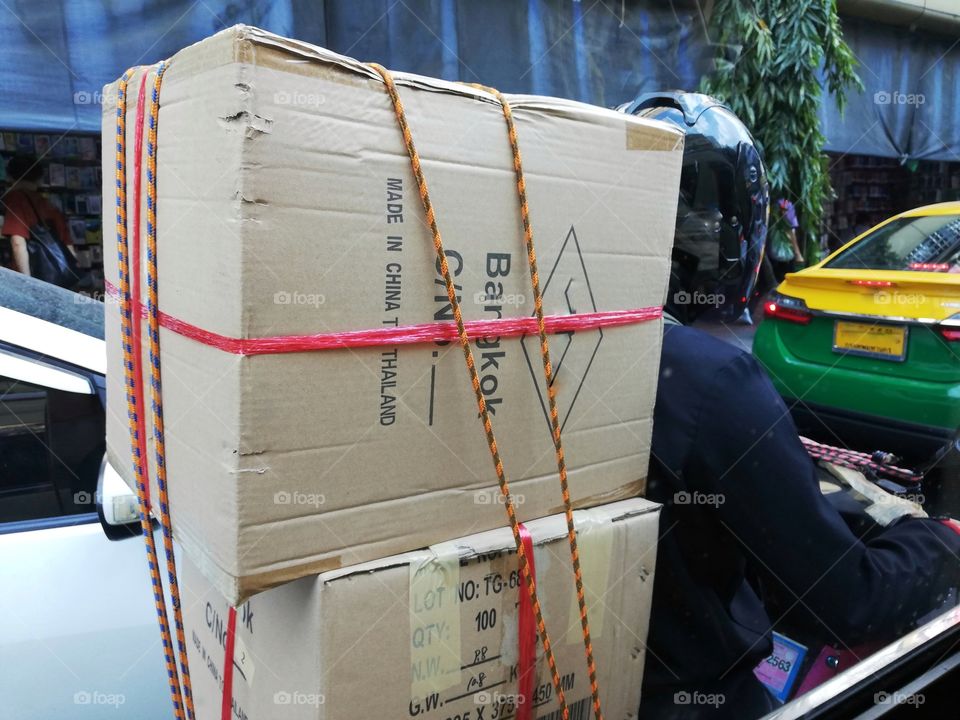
[822,462,926,526]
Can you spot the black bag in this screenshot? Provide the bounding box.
[21,192,86,288]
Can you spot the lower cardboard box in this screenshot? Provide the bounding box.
[182,497,661,720]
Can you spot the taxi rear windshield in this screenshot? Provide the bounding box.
[826,214,960,272]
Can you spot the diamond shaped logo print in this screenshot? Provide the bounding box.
[521,226,603,435]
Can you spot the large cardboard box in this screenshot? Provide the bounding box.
[102,26,683,602]
[182,498,661,720]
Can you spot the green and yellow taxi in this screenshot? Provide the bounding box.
[753,202,960,460]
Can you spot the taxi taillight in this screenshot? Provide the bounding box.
[941,315,960,342]
[764,292,813,325]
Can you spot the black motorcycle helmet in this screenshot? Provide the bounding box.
[619,92,769,323]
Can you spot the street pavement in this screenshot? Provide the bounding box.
[693,313,759,352]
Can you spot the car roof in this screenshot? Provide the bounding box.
[0,268,106,374]
[899,201,960,218]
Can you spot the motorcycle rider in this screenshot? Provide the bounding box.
[620,93,960,718]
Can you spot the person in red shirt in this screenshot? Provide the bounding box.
[2,155,74,276]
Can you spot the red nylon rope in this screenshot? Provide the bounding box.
[143,61,196,718]
[104,280,658,354]
[116,66,189,720]
[486,86,605,720]
[367,62,572,719]
[129,74,150,504]
[516,524,537,720]
[801,436,922,483]
[220,607,238,720]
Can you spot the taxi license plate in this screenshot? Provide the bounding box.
[833,320,907,361]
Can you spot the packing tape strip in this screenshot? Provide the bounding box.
[409,540,462,698]
[567,510,614,644]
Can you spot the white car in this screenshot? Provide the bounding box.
[0,268,168,718]
[2,268,959,719]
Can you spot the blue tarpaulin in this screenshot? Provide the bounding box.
[820,16,960,163]
[0,1,957,162]
[0,0,710,132]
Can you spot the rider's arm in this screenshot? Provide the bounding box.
[686,350,960,645]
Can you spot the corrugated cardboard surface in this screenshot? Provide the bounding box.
[102,26,682,602]
[181,498,661,720]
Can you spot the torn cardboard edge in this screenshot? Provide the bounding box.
[150,24,684,154]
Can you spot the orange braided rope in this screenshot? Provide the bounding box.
[145,61,196,720]
[115,67,187,720]
[368,63,570,720]
[487,87,605,720]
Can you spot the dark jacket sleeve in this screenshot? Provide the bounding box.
[685,350,960,645]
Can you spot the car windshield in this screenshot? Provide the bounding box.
[826,213,960,272]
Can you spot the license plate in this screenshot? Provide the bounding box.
[833,320,908,361]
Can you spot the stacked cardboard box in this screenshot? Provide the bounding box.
[102,26,683,604]
[182,498,662,720]
[103,25,682,718]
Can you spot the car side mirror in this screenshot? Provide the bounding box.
[96,454,142,541]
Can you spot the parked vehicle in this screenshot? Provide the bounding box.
[0,268,167,718]
[753,202,960,461]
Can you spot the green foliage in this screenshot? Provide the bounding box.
[701,0,863,262]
